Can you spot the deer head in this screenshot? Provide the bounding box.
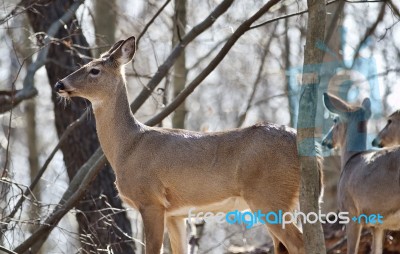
[372,110,400,148]
[322,93,371,152]
[54,36,136,104]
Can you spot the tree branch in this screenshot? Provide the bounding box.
[0,0,84,114]
[136,0,171,48]
[351,2,386,68]
[129,0,234,114]
[146,0,281,126]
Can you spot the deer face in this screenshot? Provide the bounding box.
[54,36,136,104]
[322,93,371,151]
[322,116,346,149]
[372,111,400,148]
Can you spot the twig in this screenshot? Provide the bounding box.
[2,111,87,227]
[0,0,85,113]
[351,2,386,68]
[387,0,400,18]
[250,0,382,31]
[146,0,281,126]
[0,245,17,254]
[236,22,278,128]
[130,0,234,114]
[136,0,171,48]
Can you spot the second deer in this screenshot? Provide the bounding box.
[54,36,319,254]
[322,93,400,254]
[372,110,400,148]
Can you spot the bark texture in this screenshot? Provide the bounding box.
[297,0,327,253]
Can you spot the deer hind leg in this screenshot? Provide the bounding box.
[371,228,384,254]
[166,216,187,254]
[346,222,362,254]
[244,197,304,254]
[271,234,289,254]
[140,205,166,254]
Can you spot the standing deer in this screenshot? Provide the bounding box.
[55,36,314,254]
[322,93,400,254]
[372,110,400,148]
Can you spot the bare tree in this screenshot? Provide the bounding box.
[24,0,135,253]
[297,0,327,253]
[171,0,188,129]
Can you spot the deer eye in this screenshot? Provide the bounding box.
[89,68,100,75]
[388,119,392,125]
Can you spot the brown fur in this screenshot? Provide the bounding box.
[322,93,400,254]
[56,36,312,254]
[372,110,400,148]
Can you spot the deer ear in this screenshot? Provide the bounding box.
[362,98,372,118]
[109,36,136,65]
[100,40,124,58]
[323,93,351,115]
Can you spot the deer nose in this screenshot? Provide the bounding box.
[372,138,382,148]
[54,81,65,92]
[321,138,333,149]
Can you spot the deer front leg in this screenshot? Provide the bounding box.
[140,205,166,254]
[371,228,384,254]
[346,222,362,254]
[167,216,187,254]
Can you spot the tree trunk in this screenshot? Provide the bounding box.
[171,0,188,129]
[94,0,117,57]
[25,1,135,253]
[297,0,327,253]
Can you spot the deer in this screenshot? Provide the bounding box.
[372,110,400,148]
[54,36,317,254]
[321,93,400,254]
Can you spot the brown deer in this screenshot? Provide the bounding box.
[55,36,314,254]
[322,93,400,254]
[372,110,400,148]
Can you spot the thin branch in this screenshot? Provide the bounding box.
[129,0,234,114]
[0,245,17,254]
[250,0,383,31]
[236,22,279,128]
[136,0,171,48]
[0,0,84,113]
[387,0,400,18]
[351,2,386,68]
[146,0,281,126]
[188,38,228,70]
[0,0,28,26]
[1,111,88,228]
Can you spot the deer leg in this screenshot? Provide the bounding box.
[271,234,288,254]
[346,222,362,254]
[245,199,304,253]
[371,228,384,254]
[140,205,166,254]
[166,216,187,254]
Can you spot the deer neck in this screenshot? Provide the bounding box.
[91,80,144,167]
[341,121,367,169]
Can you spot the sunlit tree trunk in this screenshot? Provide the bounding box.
[25,0,135,253]
[172,0,188,129]
[297,0,327,253]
